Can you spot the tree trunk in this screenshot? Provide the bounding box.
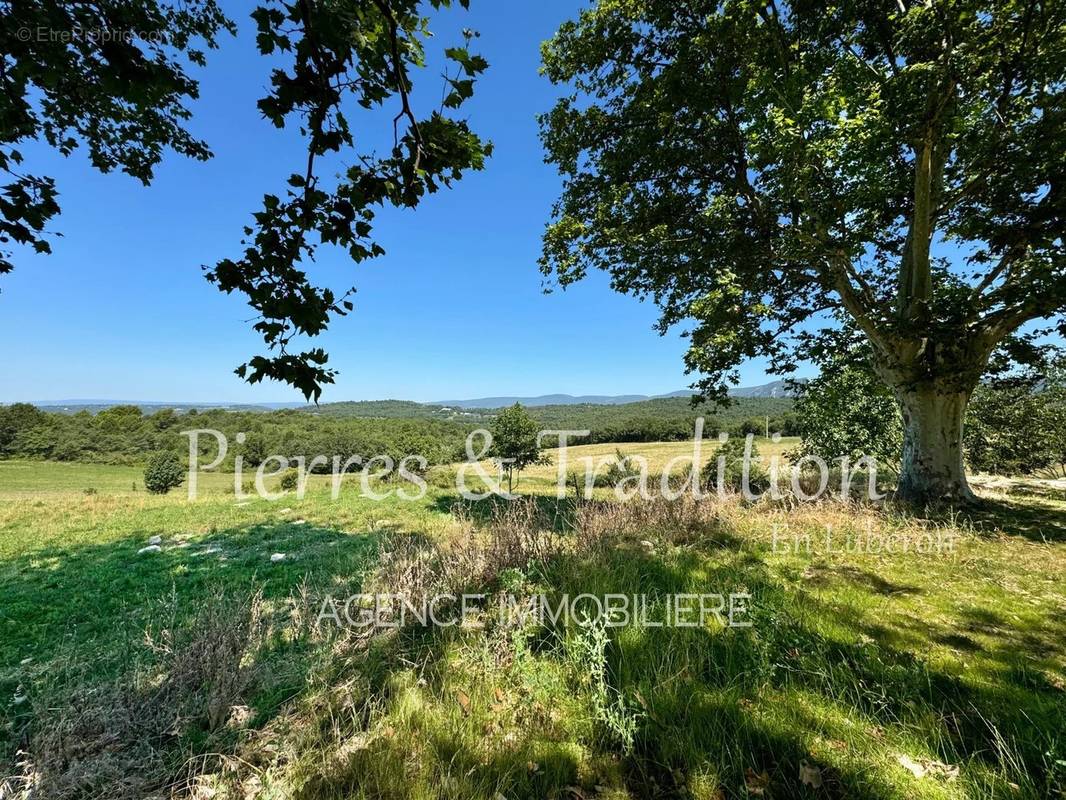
[895,384,974,504]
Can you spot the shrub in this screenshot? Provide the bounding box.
[594,449,643,488]
[279,468,300,492]
[791,365,902,469]
[143,452,184,494]
[965,379,1064,476]
[701,435,770,494]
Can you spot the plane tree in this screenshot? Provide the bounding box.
[1,0,490,400]
[539,0,1065,503]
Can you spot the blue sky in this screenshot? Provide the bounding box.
[0,1,785,404]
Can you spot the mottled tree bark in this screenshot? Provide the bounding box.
[894,384,974,504]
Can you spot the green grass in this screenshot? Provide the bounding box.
[1,458,1063,799]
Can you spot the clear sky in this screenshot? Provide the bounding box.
[0,1,788,404]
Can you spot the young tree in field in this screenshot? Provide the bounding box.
[143,451,185,494]
[489,403,547,493]
[540,1,1065,503]
[1,0,490,400]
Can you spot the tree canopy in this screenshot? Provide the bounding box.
[2,0,490,399]
[540,0,1065,501]
[540,0,1065,391]
[489,402,548,492]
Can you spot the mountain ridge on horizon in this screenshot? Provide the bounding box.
[18,380,796,413]
[430,379,794,408]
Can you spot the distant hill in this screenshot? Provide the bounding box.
[432,393,649,409]
[726,379,795,398]
[302,399,457,419]
[16,380,798,417]
[432,380,796,408]
[27,400,304,415]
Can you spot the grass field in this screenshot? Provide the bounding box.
[1,455,1064,800]
[493,436,801,491]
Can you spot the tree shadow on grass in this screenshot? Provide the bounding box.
[432,492,581,532]
[535,546,1064,799]
[950,494,1066,542]
[169,505,1062,800]
[10,498,1062,799]
[0,520,383,674]
[0,519,386,784]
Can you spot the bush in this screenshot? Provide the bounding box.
[791,365,901,469]
[279,468,300,492]
[965,381,1061,476]
[143,452,184,494]
[594,449,643,488]
[701,435,770,494]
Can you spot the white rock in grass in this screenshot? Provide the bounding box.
[270,553,286,563]
[138,545,162,555]
[20,657,33,666]
[147,535,162,545]
[292,519,307,525]
[12,694,27,706]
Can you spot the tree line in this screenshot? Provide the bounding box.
[0,397,799,468]
[0,404,471,470]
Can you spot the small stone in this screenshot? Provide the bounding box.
[20,657,33,666]
[292,519,307,525]
[138,545,162,555]
[12,694,27,705]
[147,535,162,545]
[270,553,286,563]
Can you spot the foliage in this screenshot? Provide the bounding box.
[529,397,797,443]
[309,395,799,442]
[595,448,643,488]
[488,403,548,491]
[0,1,232,275]
[540,0,1066,499]
[0,403,46,454]
[0,399,804,472]
[0,404,470,470]
[540,0,1065,397]
[2,0,490,400]
[792,367,903,470]
[278,468,300,491]
[567,617,641,754]
[966,372,1066,476]
[305,399,459,419]
[143,451,184,494]
[1042,366,1066,477]
[792,350,1065,477]
[701,435,770,495]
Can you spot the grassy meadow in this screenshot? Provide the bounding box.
[0,451,1064,800]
